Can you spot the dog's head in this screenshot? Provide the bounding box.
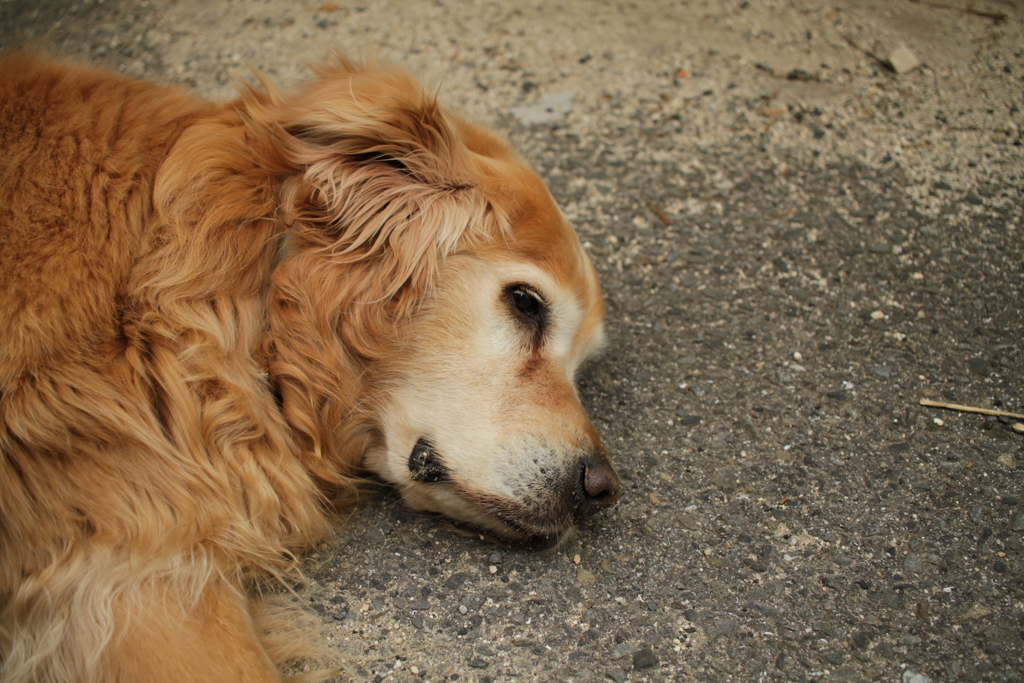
[261,59,618,548]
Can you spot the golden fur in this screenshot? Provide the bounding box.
[0,53,617,682]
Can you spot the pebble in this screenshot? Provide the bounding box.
[610,643,633,660]
[709,618,738,638]
[606,668,628,683]
[904,554,924,573]
[968,357,992,375]
[829,666,862,681]
[957,604,992,622]
[676,513,700,530]
[1011,513,1024,532]
[902,671,932,683]
[632,648,659,670]
[576,568,597,585]
[510,90,575,125]
[887,45,922,74]
[445,572,468,590]
[970,506,983,524]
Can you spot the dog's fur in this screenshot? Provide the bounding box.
[0,53,618,682]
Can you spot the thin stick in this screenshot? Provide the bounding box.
[919,398,1024,420]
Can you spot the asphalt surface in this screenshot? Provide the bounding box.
[2,1,1023,682]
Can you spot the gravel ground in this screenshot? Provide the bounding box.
[3,1,1023,682]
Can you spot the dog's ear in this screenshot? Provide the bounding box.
[268,60,506,312]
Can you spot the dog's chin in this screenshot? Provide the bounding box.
[446,516,576,551]
[399,482,577,550]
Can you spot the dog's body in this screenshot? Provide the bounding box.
[0,53,617,681]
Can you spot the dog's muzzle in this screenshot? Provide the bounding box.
[572,453,620,519]
[406,436,620,543]
[407,438,450,483]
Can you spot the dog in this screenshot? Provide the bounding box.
[0,52,619,682]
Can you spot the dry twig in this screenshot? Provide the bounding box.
[919,398,1024,432]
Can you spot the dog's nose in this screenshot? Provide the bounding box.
[575,455,620,517]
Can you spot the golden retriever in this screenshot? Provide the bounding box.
[0,52,619,682]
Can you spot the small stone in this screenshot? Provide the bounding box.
[870,310,885,320]
[710,618,738,638]
[459,604,468,615]
[632,648,659,670]
[681,414,702,426]
[606,668,628,683]
[870,365,892,378]
[488,551,504,564]
[445,572,468,590]
[829,666,861,681]
[468,657,489,669]
[887,45,922,74]
[957,604,992,622]
[676,513,700,530]
[902,670,932,683]
[970,506,983,524]
[863,520,883,536]
[827,390,847,401]
[488,565,498,574]
[689,382,707,398]
[968,357,992,375]
[869,242,892,254]
[510,90,576,125]
[576,568,597,585]
[1012,513,1024,532]
[712,468,737,491]
[812,621,834,637]
[610,643,632,660]
[996,452,1015,468]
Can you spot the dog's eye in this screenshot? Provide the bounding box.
[511,287,542,319]
[504,285,546,337]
